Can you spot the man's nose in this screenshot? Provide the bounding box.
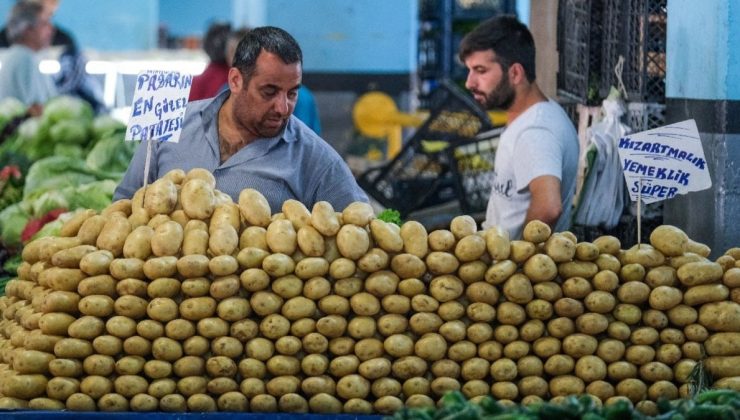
[465,72,475,91]
[274,94,289,115]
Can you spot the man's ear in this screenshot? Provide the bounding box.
[228,67,243,92]
[508,62,527,85]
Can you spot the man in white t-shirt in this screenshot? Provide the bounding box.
[459,16,579,239]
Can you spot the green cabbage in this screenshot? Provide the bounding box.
[92,115,126,140]
[0,97,26,132]
[0,202,31,246]
[41,95,93,126]
[49,119,91,145]
[23,156,122,200]
[86,132,135,173]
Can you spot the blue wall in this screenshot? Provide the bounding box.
[667,0,740,100]
[261,0,417,73]
[159,0,232,38]
[0,0,158,51]
[0,0,417,72]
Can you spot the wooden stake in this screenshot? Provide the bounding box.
[143,138,153,191]
[637,178,642,249]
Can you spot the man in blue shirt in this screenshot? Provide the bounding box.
[114,26,367,212]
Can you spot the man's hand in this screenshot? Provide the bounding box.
[525,175,562,227]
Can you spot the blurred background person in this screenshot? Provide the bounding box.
[0,0,73,49]
[0,0,57,114]
[189,21,231,101]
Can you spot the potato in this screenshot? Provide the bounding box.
[428,275,463,303]
[2,374,48,399]
[704,356,740,378]
[617,281,651,305]
[649,225,689,256]
[615,378,647,403]
[336,374,370,400]
[310,201,340,236]
[68,316,105,340]
[46,376,80,401]
[342,202,374,226]
[54,337,94,359]
[503,274,534,304]
[724,268,740,288]
[510,240,536,263]
[95,215,131,257]
[51,244,97,269]
[704,332,740,356]
[308,393,343,413]
[370,219,404,253]
[262,253,296,277]
[358,247,390,273]
[454,234,486,262]
[41,267,86,292]
[294,257,329,280]
[558,261,599,279]
[42,290,80,314]
[621,244,665,268]
[428,229,456,252]
[12,350,54,374]
[484,226,510,261]
[147,277,181,299]
[687,239,711,257]
[549,375,585,397]
[236,188,271,227]
[522,220,551,243]
[699,301,740,332]
[544,233,577,262]
[678,261,724,286]
[426,252,460,275]
[595,253,621,272]
[684,284,729,306]
[497,302,527,326]
[397,220,428,258]
[335,224,371,260]
[79,250,114,276]
[38,312,76,335]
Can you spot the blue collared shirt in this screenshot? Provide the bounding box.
[114,90,368,212]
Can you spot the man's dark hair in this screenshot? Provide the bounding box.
[202,22,231,63]
[459,15,536,82]
[232,26,302,83]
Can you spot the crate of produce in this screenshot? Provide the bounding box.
[357,80,498,217]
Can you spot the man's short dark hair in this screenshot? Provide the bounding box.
[232,26,302,84]
[459,15,536,83]
[202,22,231,63]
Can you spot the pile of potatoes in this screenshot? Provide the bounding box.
[0,167,738,414]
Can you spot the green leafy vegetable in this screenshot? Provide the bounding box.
[378,208,402,226]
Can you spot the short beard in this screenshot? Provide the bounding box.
[485,73,515,110]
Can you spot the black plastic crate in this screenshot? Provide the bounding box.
[600,0,666,102]
[358,81,499,217]
[557,0,604,104]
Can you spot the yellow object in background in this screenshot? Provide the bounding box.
[353,91,506,159]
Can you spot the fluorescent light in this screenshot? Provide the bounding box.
[86,60,115,74]
[116,60,206,75]
[39,59,60,74]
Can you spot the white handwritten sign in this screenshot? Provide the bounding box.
[126,70,192,143]
[617,119,711,204]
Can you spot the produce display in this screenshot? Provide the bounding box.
[0,96,135,293]
[0,167,738,414]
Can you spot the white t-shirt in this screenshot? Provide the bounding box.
[483,100,579,239]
